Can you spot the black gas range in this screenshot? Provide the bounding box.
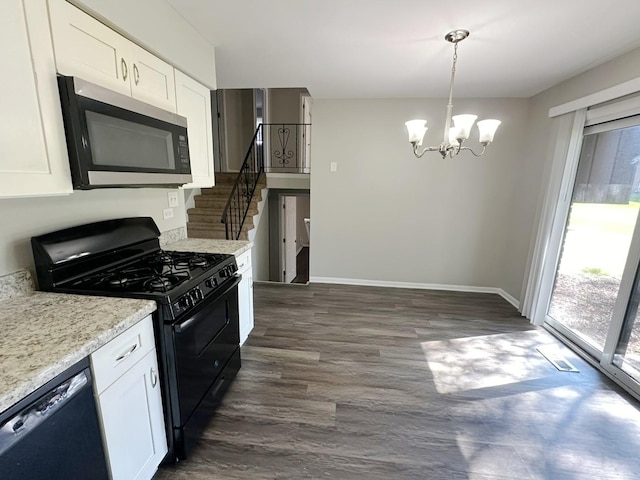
[31,217,241,462]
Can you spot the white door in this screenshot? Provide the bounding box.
[283,196,297,282]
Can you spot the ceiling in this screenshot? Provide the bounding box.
[165,0,640,99]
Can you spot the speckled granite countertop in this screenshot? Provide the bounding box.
[0,292,156,413]
[165,238,252,256]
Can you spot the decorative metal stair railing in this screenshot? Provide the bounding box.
[221,123,311,240]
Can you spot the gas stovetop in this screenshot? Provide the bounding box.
[31,218,240,319]
[63,250,234,297]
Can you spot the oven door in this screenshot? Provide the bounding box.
[172,277,240,427]
[58,75,192,189]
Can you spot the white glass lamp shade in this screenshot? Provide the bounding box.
[477,119,501,144]
[405,120,428,145]
[451,114,478,140]
[448,127,460,147]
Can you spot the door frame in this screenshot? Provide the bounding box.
[537,103,640,400]
[267,189,311,283]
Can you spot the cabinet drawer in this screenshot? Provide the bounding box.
[235,250,251,273]
[91,315,155,394]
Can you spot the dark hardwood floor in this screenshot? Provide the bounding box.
[154,283,640,480]
[291,247,309,284]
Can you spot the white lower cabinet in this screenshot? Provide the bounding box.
[236,249,254,345]
[91,316,167,480]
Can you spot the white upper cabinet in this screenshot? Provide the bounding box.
[48,0,176,113]
[129,44,176,112]
[0,0,73,198]
[175,70,215,188]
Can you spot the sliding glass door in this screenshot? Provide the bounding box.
[545,115,640,394]
[611,276,640,383]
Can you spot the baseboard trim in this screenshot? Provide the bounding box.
[309,276,521,309]
[497,288,520,309]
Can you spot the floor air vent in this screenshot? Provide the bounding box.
[536,347,580,373]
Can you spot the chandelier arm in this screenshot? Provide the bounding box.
[458,145,487,157]
[412,144,441,158]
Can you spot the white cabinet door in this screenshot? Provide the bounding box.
[129,44,176,113]
[96,349,167,480]
[0,0,72,197]
[48,0,130,96]
[48,0,177,113]
[175,70,214,188]
[236,250,254,345]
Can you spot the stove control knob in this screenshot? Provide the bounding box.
[205,277,218,288]
[180,295,193,309]
[191,287,203,303]
[220,267,230,278]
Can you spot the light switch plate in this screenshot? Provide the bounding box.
[330,162,338,172]
[163,208,174,220]
[167,191,179,207]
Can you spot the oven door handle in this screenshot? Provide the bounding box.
[174,276,241,333]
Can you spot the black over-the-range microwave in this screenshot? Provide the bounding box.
[57,75,192,189]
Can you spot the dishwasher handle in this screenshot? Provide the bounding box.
[0,369,89,455]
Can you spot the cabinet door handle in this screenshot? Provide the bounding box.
[150,367,158,388]
[115,343,138,362]
[133,63,140,85]
[121,58,128,82]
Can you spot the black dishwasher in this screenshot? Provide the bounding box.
[0,357,109,480]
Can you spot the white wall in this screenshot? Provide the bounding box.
[310,98,529,293]
[71,0,217,88]
[0,188,186,276]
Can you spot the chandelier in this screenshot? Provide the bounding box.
[405,30,501,159]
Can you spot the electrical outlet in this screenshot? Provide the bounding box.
[167,191,179,207]
[163,208,174,220]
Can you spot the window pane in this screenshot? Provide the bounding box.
[548,124,640,351]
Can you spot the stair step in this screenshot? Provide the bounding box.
[187,220,255,232]
[200,185,235,196]
[194,195,263,210]
[188,207,259,219]
[187,224,250,241]
[214,172,241,185]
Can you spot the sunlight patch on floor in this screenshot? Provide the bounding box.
[421,330,571,395]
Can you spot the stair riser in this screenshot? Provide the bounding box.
[200,182,266,195]
[194,198,262,210]
[187,226,249,241]
[188,207,259,217]
[187,223,254,232]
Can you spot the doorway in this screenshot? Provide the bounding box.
[544,113,640,397]
[268,190,310,284]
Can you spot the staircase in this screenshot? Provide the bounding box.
[186,172,266,240]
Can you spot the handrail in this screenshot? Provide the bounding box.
[221,125,264,240]
[220,123,312,240]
